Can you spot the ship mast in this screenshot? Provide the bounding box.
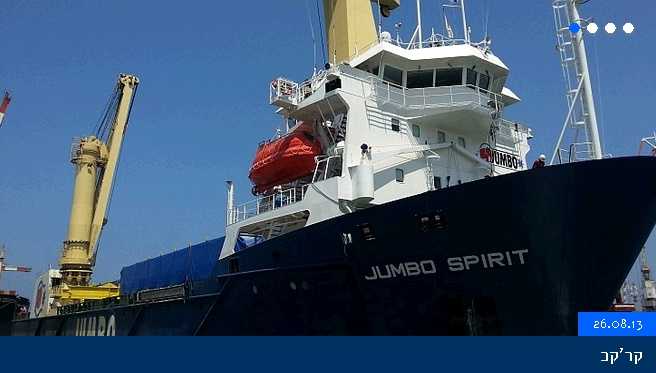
[551,0,602,164]
[460,0,469,44]
[0,245,31,291]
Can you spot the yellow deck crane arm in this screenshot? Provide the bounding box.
[88,75,139,266]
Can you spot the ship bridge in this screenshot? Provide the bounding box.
[221,0,534,260]
[351,39,520,108]
[271,38,522,139]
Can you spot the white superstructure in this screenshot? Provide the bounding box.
[220,1,532,258]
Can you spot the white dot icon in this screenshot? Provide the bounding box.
[586,22,599,34]
[623,23,635,34]
[605,23,617,34]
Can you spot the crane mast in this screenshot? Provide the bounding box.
[323,0,399,64]
[58,74,139,290]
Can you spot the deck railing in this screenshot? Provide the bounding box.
[227,185,309,225]
[369,79,504,112]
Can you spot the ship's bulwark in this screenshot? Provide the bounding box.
[1,295,29,335]
[10,157,656,335]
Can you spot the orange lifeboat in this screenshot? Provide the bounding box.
[249,122,322,194]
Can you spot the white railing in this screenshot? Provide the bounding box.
[298,70,328,102]
[498,118,530,135]
[370,78,504,112]
[396,37,469,50]
[69,137,82,161]
[269,78,299,106]
[556,142,594,164]
[495,119,531,147]
[270,70,330,108]
[386,32,492,52]
[227,185,309,225]
[312,155,343,183]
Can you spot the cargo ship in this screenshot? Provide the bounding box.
[10,0,656,335]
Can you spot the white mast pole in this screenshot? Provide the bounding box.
[460,0,469,43]
[226,181,235,224]
[416,0,423,47]
[567,0,602,159]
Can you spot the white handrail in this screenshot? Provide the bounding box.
[370,78,504,111]
[227,185,310,225]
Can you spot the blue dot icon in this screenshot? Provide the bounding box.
[569,23,581,33]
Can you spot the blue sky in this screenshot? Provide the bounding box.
[1,0,654,300]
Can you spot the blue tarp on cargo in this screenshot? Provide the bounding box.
[120,237,225,295]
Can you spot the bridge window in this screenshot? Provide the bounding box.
[434,176,442,190]
[458,136,466,148]
[407,69,434,88]
[412,124,421,137]
[396,168,405,182]
[478,73,490,90]
[391,118,400,132]
[326,156,343,178]
[466,68,477,86]
[436,68,463,87]
[383,65,403,86]
[436,68,462,87]
[437,130,446,143]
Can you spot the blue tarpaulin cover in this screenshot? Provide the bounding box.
[119,237,225,295]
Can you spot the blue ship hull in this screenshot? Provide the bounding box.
[11,157,656,335]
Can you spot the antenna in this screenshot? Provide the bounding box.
[443,11,454,39]
[460,0,469,43]
[394,22,403,44]
[376,0,383,37]
[304,0,318,72]
[442,0,469,42]
[416,0,423,47]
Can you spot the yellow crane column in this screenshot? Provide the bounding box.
[59,137,107,286]
[323,0,399,64]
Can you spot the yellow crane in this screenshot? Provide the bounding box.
[52,73,139,306]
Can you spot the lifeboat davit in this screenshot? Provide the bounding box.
[249,122,322,194]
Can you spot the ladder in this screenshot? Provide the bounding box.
[552,0,600,162]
